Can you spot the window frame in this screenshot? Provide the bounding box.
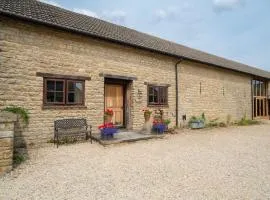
[147,85,168,106]
[43,78,85,106]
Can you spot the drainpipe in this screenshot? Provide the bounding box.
[175,58,183,127]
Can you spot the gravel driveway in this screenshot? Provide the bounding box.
[1,124,270,199]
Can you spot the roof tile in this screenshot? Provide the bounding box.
[0,0,269,78]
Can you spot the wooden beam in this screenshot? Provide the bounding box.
[99,73,137,81]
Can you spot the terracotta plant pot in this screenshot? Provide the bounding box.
[144,113,151,122]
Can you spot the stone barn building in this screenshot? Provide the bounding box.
[0,0,269,148]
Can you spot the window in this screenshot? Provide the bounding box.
[252,79,267,97]
[44,78,85,106]
[148,85,168,106]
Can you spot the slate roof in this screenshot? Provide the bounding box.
[0,0,269,79]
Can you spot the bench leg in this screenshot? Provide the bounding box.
[57,133,59,148]
[89,131,92,144]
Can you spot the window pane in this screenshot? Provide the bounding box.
[55,92,64,102]
[56,81,64,91]
[75,82,83,103]
[75,82,83,91]
[68,82,82,91]
[47,92,55,102]
[149,95,154,103]
[153,87,158,96]
[159,87,167,104]
[67,82,83,104]
[149,87,154,95]
[256,81,260,96]
[252,80,256,96]
[160,95,166,104]
[47,81,55,91]
[154,96,158,103]
[68,93,75,103]
[68,82,75,92]
[261,81,265,96]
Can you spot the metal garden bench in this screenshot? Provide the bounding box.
[54,118,92,148]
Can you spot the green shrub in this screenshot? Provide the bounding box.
[13,153,26,165]
[188,113,206,127]
[236,114,260,126]
[188,113,206,126]
[206,118,219,127]
[237,118,260,126]
[1,105,29,125]
[164,119,171,125]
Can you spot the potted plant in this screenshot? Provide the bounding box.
[163,119,171,131]
[188,113,206,129]
[141,109,152,134]
[142,109,152,122]
[104,108,114,123]
[151,109,167,134]
[152,119,166,134]
[98,122,118,140]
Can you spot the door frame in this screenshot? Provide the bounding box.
[104,78,131,128]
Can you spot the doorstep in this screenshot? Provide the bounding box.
[91,131,165,146]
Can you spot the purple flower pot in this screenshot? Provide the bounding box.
[152,124,166,134]
[100,127,118,140]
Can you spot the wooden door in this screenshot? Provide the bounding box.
[105,84,124,126]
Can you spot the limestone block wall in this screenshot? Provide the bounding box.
[178,61,252,125]
[0,16,258,147]
[0,112,16,176]
[0,17,177,147]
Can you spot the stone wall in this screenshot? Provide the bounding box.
[0,17,177,147]
[178,61,252,125]
[0,112,16,176]
[0,16,256,147]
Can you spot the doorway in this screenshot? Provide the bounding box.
[104,78,132,128]
[105,84,124,126]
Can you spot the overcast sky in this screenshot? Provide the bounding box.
[40,0,270,71]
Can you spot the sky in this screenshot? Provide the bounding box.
[40,0,270,71]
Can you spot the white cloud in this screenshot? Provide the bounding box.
[73,8,99,18]
[38,0,127,25]
[72,9,127,25]
[101,10,127,25]
[213,0,245,13]
[38,0,62,7]
[153,6,178,23]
